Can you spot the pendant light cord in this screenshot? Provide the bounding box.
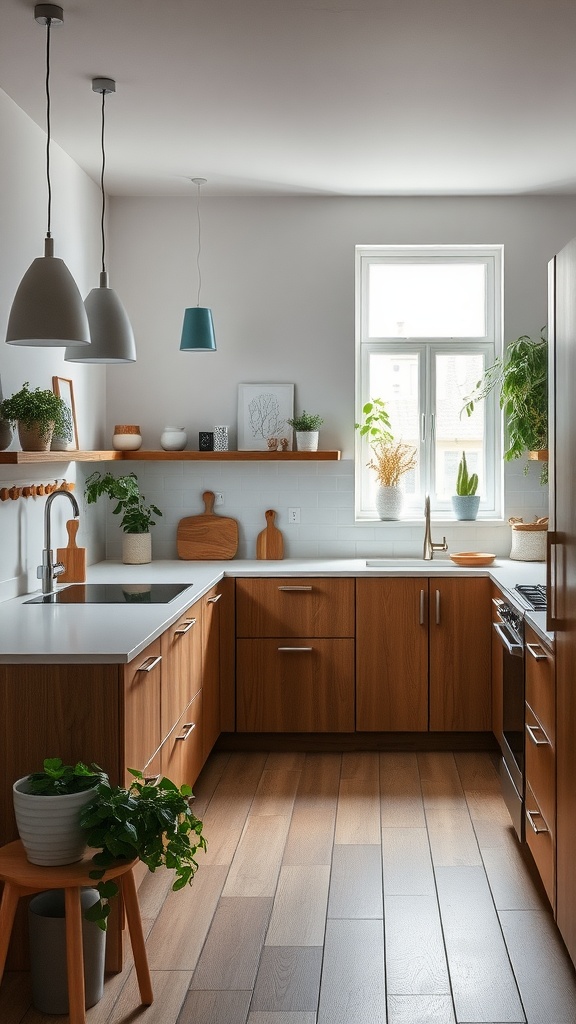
[100,89,107,274]
[196,180,202,307]
[45,18,52,238]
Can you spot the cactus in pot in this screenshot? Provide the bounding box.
[452,451,480,520]
[456,451,478,496]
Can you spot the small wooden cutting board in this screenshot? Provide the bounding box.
[177,491,239,560]
[256,509,284,560]
[56,519,87,583]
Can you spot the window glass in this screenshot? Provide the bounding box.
[368,262,486,338]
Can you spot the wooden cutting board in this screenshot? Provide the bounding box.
[56,519,87,583]
[177,491,239,559]
[256,509,284,560]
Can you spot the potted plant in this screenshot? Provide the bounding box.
[463,332,548,483]
[0,381,68,452]
[13,758,108,866]
[79,768,206,931]
[355,398,417,520]
[84,470,162,564]
[287,410,324,451]
[451,451,480,520]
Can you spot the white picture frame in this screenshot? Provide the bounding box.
[237,383,294,451]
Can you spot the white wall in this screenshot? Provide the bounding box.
[0,89,104,599]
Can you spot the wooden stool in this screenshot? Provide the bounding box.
[0,840,153,1024]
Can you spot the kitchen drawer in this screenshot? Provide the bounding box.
[525,781,555,911]
[237,638,355,731]
[161,690,203,790]
[123,639,162,784]
[525,625,555,744]
[525,702,555,833]
[236,578,355,638]
[161,604,202,733]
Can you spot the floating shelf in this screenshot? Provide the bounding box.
[0,449,341,465]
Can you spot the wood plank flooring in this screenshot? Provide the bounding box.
[2,750,576,1024]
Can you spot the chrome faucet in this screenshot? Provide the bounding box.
[37,489,80,595]
[422,493,448,560]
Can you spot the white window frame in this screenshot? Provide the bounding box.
[355,244,503,521]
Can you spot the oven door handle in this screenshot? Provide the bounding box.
[492,621,524,657]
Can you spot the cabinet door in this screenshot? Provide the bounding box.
[525,625,555,744]
[429,577,491,731]
[160,604,202,744]
[237,638,355,731]
[236,577,355,637]
[491,584,505,749]
[123,639,162,783]
[356,578,428,731]
[202,585,222,762]
[161,690,203,790]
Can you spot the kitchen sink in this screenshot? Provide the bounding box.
[25,583,193,604]
[365,558,453,567]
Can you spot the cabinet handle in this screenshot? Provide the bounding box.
[526,807,549,834]
[277,646,313,652]
[136,654,162,673]
[546,530,558,632]
[435,589,440,625]
[174,617,196,635]
[526,642,547,661]
[207,594,222,604]
[419,589,425,625]
[175,722,196,741]
[278,585,313,591]
[526,722,550,747]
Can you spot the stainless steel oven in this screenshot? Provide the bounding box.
[493,595,526,839]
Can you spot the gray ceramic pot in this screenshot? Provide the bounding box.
[451,494,480,520]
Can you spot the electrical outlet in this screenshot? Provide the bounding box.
[214,492,224,506]
[288,507,300,524]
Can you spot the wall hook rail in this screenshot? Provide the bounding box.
[0,479,74,502]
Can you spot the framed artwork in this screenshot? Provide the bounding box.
[52,376,79,450]
[237,383,294,451]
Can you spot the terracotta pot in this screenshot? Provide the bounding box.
[18,421,54,452]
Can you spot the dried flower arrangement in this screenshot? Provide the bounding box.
[367,439,418,486]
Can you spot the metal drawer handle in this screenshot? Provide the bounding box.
[526,722,550,747]
[137,654,162,673]
[277,646,313,652]
[174,617,196,635]
[526,642,547,661]
[419,589,425,625]
[207,594,222,604]
[175,722,196,741]
[526,807,549,834]
[435,589,440,625]
[492,621,523,657]
[278,586,313,591]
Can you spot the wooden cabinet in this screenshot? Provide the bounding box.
[160,605,203,789]
[236,578,355,732]
[123,639,163,783]
[491,584,505,749]
[356,577,491,733]
[202,584,224,761]
[524,623,556,910]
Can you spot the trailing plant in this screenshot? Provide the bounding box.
[355,398,393,446]
[455,451,478,496]
[80,769,207,931]
[0,381,68,442]
[25,758,109,796]
[463,332,548,482]
[367,440,418,487]
[287,410,324,431]
[85,471,162,533]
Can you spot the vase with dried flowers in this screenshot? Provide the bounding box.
[356,399,417,520]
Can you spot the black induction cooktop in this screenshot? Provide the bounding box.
[25,583,192,605]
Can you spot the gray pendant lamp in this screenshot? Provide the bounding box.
[6,5,90,348]
[66,78,136,363]
[180,177,217,351]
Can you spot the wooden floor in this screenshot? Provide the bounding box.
[2,750,576,1024]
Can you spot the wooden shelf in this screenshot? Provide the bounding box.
[0,449,341,465]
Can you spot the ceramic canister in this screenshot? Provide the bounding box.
[112,425,142,451]
[160,426,187,451]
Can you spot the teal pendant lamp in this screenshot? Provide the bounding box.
[6,5,90,348]
[66,78,136,363]
[180,177,217,351]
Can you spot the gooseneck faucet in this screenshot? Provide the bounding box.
[422,493,448,560]
[37,489,80,595]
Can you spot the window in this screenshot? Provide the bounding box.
[355,246,503,519]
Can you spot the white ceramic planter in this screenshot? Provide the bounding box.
[122,532,152,564]
[375,485,403,520]
[295,430,319,451]
[13,777,97,866]
[451,494,480,521]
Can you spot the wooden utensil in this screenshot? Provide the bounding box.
[256,509,284,560]
[56,519,87,583]
[177,491,239,559]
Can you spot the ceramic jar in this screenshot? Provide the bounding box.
[160,426,187,451]
[112,425,142,451]
[375,485,403,520]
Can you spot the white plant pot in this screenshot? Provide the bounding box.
[122,532,152,564]
[13,777,97,866]
[451,494,480,521]
[295,430,319,451]
[375,485,403,520]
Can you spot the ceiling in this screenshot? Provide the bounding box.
[1,0,576,198]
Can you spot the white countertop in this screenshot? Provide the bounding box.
[0,557,549,664]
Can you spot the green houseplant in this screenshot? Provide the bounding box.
[85,471,162,564]
[0,381,68,452]
[452,451,480,520]
[463,332,548,482]
[355,398,417,520]
[287,410,324,451]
